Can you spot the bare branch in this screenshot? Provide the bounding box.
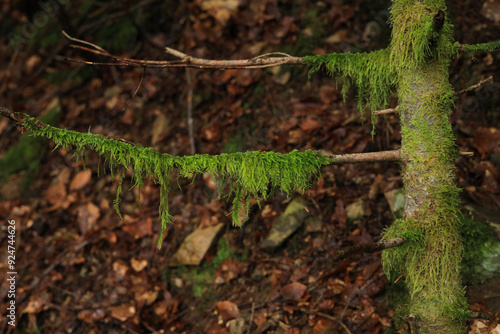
[63,32,303,70]
[373,106,398,116]
[333,237,406,260]
[164,46,303,69]
[330,150,401,163]
[454,76,493,96]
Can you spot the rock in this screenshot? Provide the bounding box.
[345,199,364,221]
[169,223,224,266]
[260,197,310,251]
[384,188,405,218]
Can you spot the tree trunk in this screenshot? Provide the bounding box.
[382,1,468,333]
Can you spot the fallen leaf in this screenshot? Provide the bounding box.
[151,112,170,146]
[112,260,129,279]
[135,290,158,307]
[23,293,50,313]
[77,202,100,235]
[281,282,307,301]
[109,303,136,322]
[46,182,67,206]
[200,0,241,25]
[70,170,92,190]
[24,55,42,75]
[215,301,240,322]
[78,309,106,323]
[474,127,500,158]
[215,258,243,284]
[122,217,153,239]
[300,117,321,132]
[293,100,321,116]
[131,258,148,272]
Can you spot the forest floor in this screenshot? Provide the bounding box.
[0,0,499,333]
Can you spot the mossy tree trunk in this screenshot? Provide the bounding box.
[382,1,468,333]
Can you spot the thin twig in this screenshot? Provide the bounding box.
[62,30,108,53]
[300,309,353,334]
[122,67,146,112]
[453,76,493,96]
[246,302,255,334]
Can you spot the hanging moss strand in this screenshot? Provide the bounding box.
[21,115,331,249]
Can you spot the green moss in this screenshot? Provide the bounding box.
[456,41,500,54]
[21,115,331,248]
[304,49,395,115]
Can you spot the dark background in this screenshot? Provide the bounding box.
[0,0,499,333]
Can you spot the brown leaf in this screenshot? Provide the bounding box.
[112,260,129,279]
[45,182,67,206]
[122,217,153,239]
[70,170,92,191]
[24,55,42,75]
[131,258,148,272]
[474,127,500,158]
[151,112,170,146]
[135,290,158,307]
[300,117,321,132]
[109,303,136,322]
[215,300,240,322]
[200,0,241,26]
[78,309,106,323]
[215,258,244,284]
[23,293,50,313]
[313,318,338,334]
[77,202,100,235]
[281,282,307,301]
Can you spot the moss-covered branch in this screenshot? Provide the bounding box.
[20,115,329,248]
[1,107,403,248]
[455,41,500,54]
